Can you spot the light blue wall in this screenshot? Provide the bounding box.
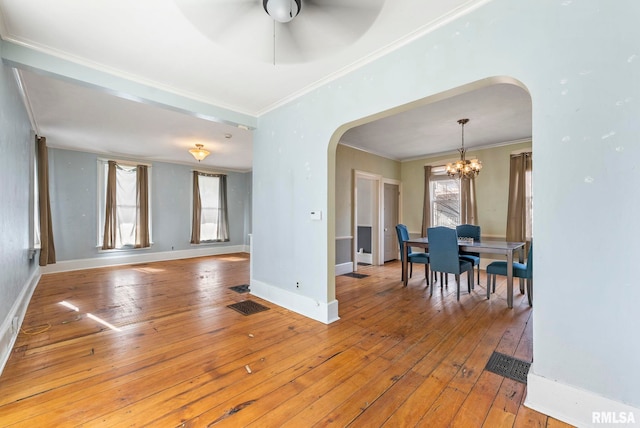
[0,41,37,329]
[48,147,251,261]
[252,0,640,412]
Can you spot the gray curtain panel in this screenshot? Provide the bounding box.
[37,136,56,266]
[102,160,117,250]
[460,176,477,225]
[217,174,230,242]
[190,171,201,244]
[506,152,532,243]
[421,165,432,237]
[135,164,150,248]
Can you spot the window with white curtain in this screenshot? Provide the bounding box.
[192,172,229,243]
[199,174,221,241]
[97,160,152,249]
[430,166,461,227]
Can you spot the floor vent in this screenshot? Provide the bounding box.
[227,300,270,316]
[229,284,250,293]
[485,351,531,384]
[342,272,369,279]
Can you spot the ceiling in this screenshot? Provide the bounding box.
[0,0,531,171]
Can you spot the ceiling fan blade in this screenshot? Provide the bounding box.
[273,23,309,64]
[174,0,262,41]
[303,0,384,38]
[271,0,383,63]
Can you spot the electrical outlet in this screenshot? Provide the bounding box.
[296,281,300,288]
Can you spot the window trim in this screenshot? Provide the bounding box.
[191,169,230,245]
[429,165,462,228]
[96,158,153,250]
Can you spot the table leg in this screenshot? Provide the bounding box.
[507,249,514,308]
[402,242,409,286]
[519,245,525,294]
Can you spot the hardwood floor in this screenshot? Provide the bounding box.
[0,254,572,427]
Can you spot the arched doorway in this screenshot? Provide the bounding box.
[329,76,532,313]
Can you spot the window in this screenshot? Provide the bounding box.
[430,167,461,227]
[191,172,229,244]
[98,160,151,249]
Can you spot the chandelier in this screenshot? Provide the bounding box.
[189,144,210,162]
[446,118,482,179]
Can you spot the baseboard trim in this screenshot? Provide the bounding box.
[335,262,353,276]
[249,279,340,324]
[0,268,40,375]
[40,245,249,274]
[525,371,640,427]
[356,252,372,264]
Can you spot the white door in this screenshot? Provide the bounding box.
[383,183,399,262]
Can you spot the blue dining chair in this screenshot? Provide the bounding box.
[456,224,481,286]
[486,243,533,306]
[396,224,430,285]
[427,226,474,300]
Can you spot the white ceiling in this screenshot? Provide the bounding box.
[0,0,531,171]
[341,83,532,161]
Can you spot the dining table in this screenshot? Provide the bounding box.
[402,237,526,308]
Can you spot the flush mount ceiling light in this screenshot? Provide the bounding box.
[446,118,482,179]
[189,144,210,162]
[263,0,301,23]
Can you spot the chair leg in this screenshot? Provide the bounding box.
[455,274,461,300]
[425,264,430,286]
[477,265,480,286]
[527,278,533,306]
[486,275,491,299]
[429,269,436,296]
[492,275,496,292]
[467,270,472,293]
[410,262,413,278]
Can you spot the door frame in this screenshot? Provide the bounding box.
[353,170,381,272]
[382,178,402,262]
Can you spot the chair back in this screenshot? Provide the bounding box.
[427,226,462,274]
[456,224,481,241]
[395,224,411,260]
[456,224,481,258]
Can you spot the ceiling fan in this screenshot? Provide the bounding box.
[174,0,385,64]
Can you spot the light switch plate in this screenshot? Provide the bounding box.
[310,210,322,220]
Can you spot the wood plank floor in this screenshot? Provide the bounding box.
[0,254,573,427]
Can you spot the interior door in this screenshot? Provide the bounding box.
[383,183,399,262]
